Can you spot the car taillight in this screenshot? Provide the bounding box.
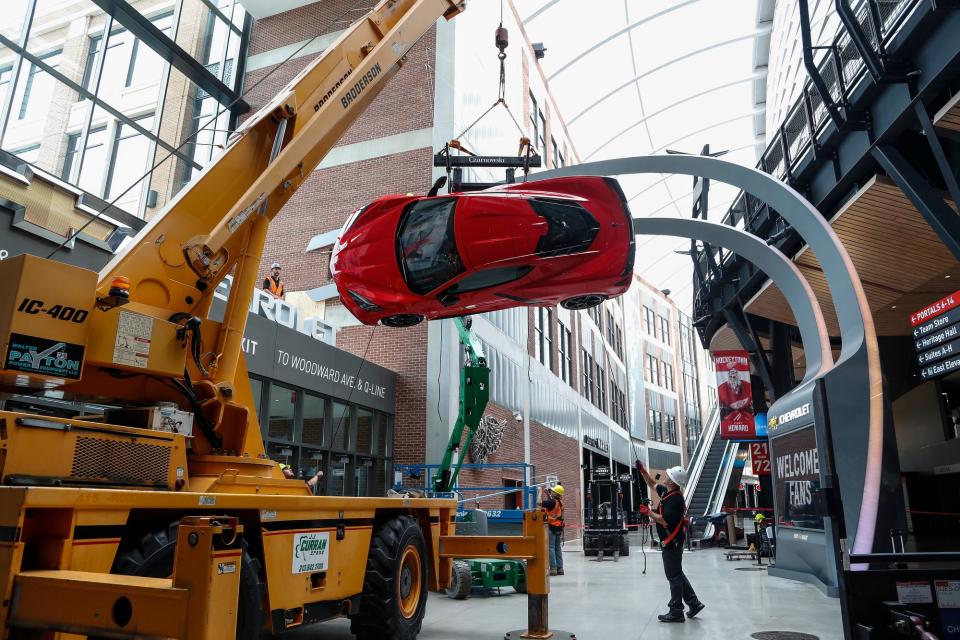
[347,289,383,312]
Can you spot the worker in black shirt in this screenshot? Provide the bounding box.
[637,461,705,623]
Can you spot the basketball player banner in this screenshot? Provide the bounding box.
[713,350,756,440]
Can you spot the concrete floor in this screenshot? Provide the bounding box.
[293,544,843,639]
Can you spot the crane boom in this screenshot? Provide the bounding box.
[61,0,464,458]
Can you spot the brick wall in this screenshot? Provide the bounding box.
[247,2,438,464]
[457,401,582,541]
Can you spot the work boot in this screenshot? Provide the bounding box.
[550,569,558,576]
[557,569,564,575]
[687,601,706,618]
[658,610,685,623]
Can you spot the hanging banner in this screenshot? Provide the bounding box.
[713,350,755,439]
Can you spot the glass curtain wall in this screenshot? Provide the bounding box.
[251,375,394,498]
[0,0,248,219]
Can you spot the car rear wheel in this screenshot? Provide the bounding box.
[561,294,607,310]
[381,314,424,328]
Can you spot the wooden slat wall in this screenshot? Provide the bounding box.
[934,92,960,134]
[742,176,959,337]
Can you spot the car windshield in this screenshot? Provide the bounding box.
[397,198,464,295]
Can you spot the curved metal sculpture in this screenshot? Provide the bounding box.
[529,155,886,557]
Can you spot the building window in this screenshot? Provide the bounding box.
[582,349,594,402]
[302,393,326,447]
[538,110,546,153]
[105,114,156,209]
[529,92,539,149]
[551,135,560,168]
[643,306,656,337]
[63,125,109,193]
[559,322,572,384]
[645,353,660,386]
[10,144,40,164]
[663,362,674,392]
[267,384,296,441]
[659,315,670,345]
[666,415,677,445]
[615,326,623,359]
[648,409,663,442]
[596,363,606,412]
[18,49,62,120]
[589,303,602,328]
[535,307,554,369]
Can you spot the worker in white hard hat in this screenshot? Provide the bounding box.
[636,461,705,623]
[263,262,285,299]
[538,483,566,576]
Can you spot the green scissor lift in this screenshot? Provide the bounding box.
[435,317,527,599]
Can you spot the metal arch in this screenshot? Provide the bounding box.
[583,77,763,160]
[568,33,768,125]
[585,113,754,161]
[527,155,884,554]
[547,0,707,81]
[633,217,832,385]
[522,0,563,24]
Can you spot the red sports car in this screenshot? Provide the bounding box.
[330,176,636,327]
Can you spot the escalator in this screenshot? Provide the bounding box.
[682,408,743,539]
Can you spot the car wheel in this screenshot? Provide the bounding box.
[561,294,607,310]
[381,314,424,328]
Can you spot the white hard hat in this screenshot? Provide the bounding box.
[271,262,281,269]
[666,466,688,487]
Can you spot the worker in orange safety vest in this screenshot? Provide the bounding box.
[263,262,285,299]
[539,483,565,576]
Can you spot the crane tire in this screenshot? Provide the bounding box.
[106,521,264,639]
[351,515,428,640]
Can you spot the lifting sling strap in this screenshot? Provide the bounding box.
[659,490,687,547]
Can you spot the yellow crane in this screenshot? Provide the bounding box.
[0,1,563,638]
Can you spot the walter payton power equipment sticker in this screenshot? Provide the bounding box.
[5,333,84,379]
[292,532,330,574]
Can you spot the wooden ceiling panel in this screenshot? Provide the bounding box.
[935,92,960,135]
[742,176,958,337]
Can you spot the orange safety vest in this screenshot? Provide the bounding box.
[264,275,285,298]
[658,490,688,546]
[545,498,564,529]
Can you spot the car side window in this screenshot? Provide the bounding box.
[442,265,533,295]
[528,197,600,257]
[397,198,465,295]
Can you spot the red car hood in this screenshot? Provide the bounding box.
[454,191,550,270]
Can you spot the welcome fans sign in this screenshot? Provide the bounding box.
[713,350,756,439]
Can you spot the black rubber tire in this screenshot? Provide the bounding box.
[351,515,428,640]
[381,314,424,328]
[446,560,473,599]
[561,294,607,310]
[620,536,630,557]
[109,522,264,640]
[513,562,527,594]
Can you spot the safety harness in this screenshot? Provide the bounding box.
[658,490,688,547]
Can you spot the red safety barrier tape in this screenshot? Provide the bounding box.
[720,507,960,517]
